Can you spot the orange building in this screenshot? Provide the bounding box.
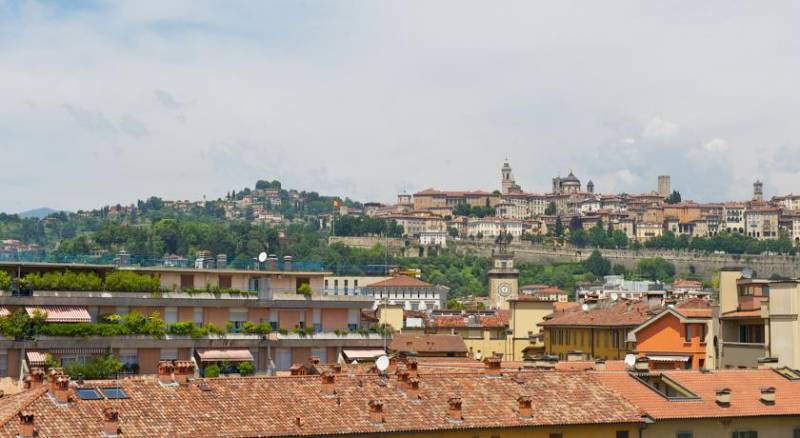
[627,304,712,370]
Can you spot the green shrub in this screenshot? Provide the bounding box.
[0,310,31,338]
[242,322,271,335]
[24,271,102,291]
[0,271,10,291]
[168,321,194,335]
[206,323,225,335]
[103,271,161,292]
[190,325,208,338]
[64,354,121,379]
[225,321,235,333]
[297,283,312,296]
[204,364,220,378]
[277,328,288,335]
[237,361,255,376]
[38,323,128,337]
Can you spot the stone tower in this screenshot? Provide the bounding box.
[658,175,671,197]
[501,161,521,195]
[487,230,519,309]
[753,179,764,201]
[587,180,595,194]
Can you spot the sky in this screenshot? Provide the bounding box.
[1,0,799,212]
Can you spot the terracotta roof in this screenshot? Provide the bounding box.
[553,302,580,312]
[540,301,657,328]
[720,309,763,319]
[596,369,800,420]
[674,308,712,318]
[556,360,628,371]
[0,372,645,437]
[366,276,433,288]
[388,334,468,354]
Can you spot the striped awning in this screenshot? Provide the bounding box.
[196,348,254,362]
[26,306,91,323]
[647,355,691,362]
[342,349,386,361]
[26,348,109,365]
[0,307,10,317]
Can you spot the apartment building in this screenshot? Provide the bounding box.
[0,262,384,379]
[465,217,523,238]
[745,207,781,239]
[360,276,448,311]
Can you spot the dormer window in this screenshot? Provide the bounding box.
[631,373,699,400]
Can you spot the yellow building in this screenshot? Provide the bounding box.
[540,301,653,360]
[508,296,557,359]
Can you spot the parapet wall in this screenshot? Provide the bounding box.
[451,241,800,279]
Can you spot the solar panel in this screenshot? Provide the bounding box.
[101,387,128,399]
[76,388,102,400]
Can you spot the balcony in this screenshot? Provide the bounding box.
[721,341,768,368]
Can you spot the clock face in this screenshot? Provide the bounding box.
[498,283,511,297]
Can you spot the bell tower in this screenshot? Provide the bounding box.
[501,161,521,195]
[487,230,519,309]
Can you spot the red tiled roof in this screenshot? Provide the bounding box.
[430,311,509,328]
[388,334,468,354]
[0,372,645,436]
[556,360,627,371]
[720,309,763,319]
[596,369,800,420]
[366,276,433,288]
[540,301,657,328]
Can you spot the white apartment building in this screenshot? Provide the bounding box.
[466,217,523,238]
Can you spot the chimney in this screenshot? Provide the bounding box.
[18,412,34,438]
[321,372,335,397]
[329,363,342,374]
[47,368,64,393]
[309,356,321,365]
[757,357,779,370]
[368,400,384,424]
[53,375,70,404]
[29,367,45,388]
[594,359,606,371]
[760,386,776,405]
[715,388,731,406]
[102,407,120,437]
[174,360,196,385]
[534,355,558,370]
[517,395,532,418]
[158,361,175,385]
[283,255,293,271]
[395,366,409,389]
[447,396,463,422]
[567,350,584,362]
[634,357,650,372]
[407,358,418,377]
[268,255,278,270]
[406,377,420,400]
[484,357,502,377]
[216,254,227,269]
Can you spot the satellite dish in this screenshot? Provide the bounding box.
[258,252,268,263]
[375,355,390,372]
[581,303,589,312]
[624,354,636,369]
[610,292,618,301]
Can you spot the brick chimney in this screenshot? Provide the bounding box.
[47,368,64,392]
[53,375,70,404]
[321,372,335,396]
[368,399,384,424]
[29,367,45,388]
[329,363,342,374]
[18,411,34,438]
[757,357,779,370]
[484,357,502,377]
[447,396,463,422]
[633,357,650,372]
[158,361,175,385]
[715,388,731,406]
[760,386,776,405]
[406,377,420,400]
[407,358,418,377]
[517,395,532,418]
[395,366,409,389]
[103,407,120,437]
[174,360,196,385]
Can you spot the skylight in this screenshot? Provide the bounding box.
[632,373,699,401]
[76,388,103,400]
[101,387,128,399]
[774,367,800,380]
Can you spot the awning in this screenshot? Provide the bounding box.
[26,352,46,366]
[647,355,691,362]
[26,306,91,323]
[0,307,11,317]
[196,348,254,362]
[342,348,386,361]
[27,348,109,365]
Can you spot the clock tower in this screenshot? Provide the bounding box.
[487,230,519,309]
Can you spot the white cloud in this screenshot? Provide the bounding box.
[642,116,679,142]
[702,138,729,152]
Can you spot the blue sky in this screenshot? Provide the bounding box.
[1,0,799,212]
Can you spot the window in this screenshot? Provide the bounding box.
[794,428,800,438]
[193,307,204,325]
[739,325,765,343]
[699,324,707,341]
[616,432,630,438]
[160,349,178,361]
[229,308,248,332]
[101,387,129,399]
[684,324,692,342]
[76,388,102,400]
[180,274,194,289]
[218,275,232,289]
[164,307,178,325]
[676,433,693,438]
[0,352,7,377]
[732,432,757,438]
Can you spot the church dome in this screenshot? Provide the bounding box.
[562,171,580,185]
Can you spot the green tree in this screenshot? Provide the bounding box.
[636,258,676,282]
[553,217,564,237]
[583,250,611,276]
[544,202,557,216]
[665,190,682,204]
